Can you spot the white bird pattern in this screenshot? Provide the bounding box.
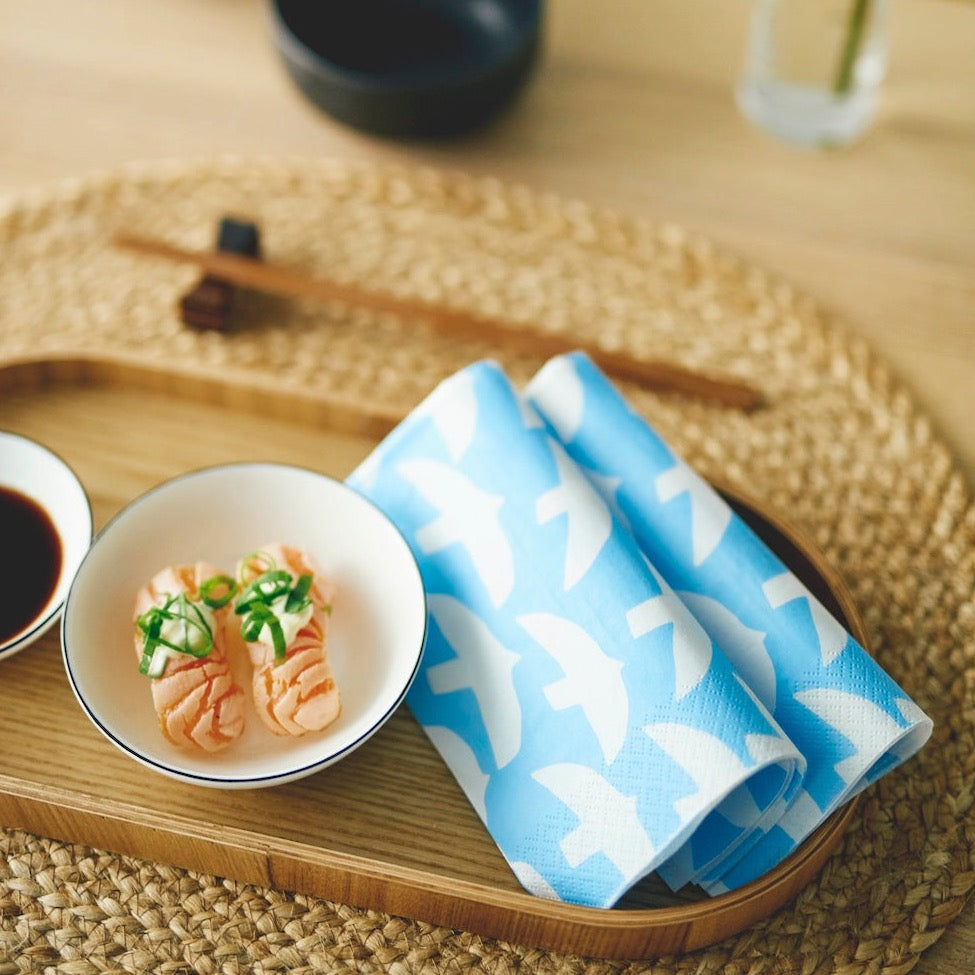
[643,722,754,825]
[745,729,800,770]
[532,763,655,879]
[508,861,560,901]
[398,457,515,608]
[535,444,613,590]
[518,611,628,764]
[680,592,777,712]
[526,355,587,443]
[348,354,931,907]
[773,788,824,842]
[794,687,908,785]
[425,595,523,769]
[591,469,628,528]
[655,461,732,566]
[626,560,712,700]
[708,781,765,831]
[423,725,490,822]
[762,572,849,666]
[426,368,479,462]
[886,698,933,761]
[636,679,804,876]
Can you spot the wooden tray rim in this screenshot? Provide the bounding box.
[0,352,863,960]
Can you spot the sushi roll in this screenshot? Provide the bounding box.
[133,562,246,752]
[234,543,340,737]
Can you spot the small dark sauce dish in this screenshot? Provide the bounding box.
[269,0,544,138]
[0,486,62,646]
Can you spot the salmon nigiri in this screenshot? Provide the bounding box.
[234,543,340,737]
[133,562,245,752]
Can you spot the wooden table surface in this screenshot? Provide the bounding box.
[1,1,972,969]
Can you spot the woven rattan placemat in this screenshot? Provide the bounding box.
[1,158,972,973]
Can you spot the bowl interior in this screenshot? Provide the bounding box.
[62,463,427,788]
[0,431,92,657]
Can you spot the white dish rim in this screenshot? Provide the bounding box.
[61,461,428,788]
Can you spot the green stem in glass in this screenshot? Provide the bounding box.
[834,0,872,95]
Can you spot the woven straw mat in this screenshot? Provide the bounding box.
[0,158,972,974]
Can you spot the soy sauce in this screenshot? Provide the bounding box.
[0,486,62,643]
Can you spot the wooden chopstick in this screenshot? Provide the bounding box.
[114,233,763,411]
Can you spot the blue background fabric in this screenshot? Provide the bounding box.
[347,353,931,906]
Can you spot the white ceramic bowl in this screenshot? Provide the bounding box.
[62,463,427,788]
[0,431,93,659]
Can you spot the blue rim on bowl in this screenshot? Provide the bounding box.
[61,462,428,789]
[0,430,93,660]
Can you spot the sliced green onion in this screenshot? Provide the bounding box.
[137,612,165,675]
[239,603,275,641]
[136,590,215,678]
[284,574,312,614]
[234,569,292,614]
[237,549,276,582]
[268,618,287,662]
[234,552,317,665]
[200,573,237,609]
[238,603,288,662]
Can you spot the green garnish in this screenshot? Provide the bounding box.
[285,573,312,614]
[136,591,216,679]
[199,573,238,609]
[239,602,287,661]
[234,551,315,664]
[236,569,293,611]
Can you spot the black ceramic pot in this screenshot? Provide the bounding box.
[269,0,544,138]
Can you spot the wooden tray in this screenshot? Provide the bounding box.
[0,358,862,960]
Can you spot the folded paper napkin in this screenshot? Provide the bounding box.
[347,353,931,907]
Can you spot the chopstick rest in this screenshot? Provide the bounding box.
[524,352,933,893]
[178,217,262,331]
[348,362,803,908]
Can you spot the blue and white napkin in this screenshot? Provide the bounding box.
[347,353,931,907]
[526,352,932,893]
